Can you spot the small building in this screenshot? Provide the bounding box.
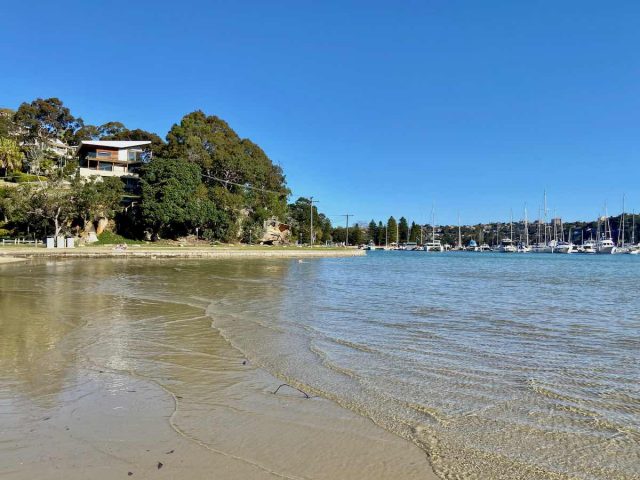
[78,140,151,179]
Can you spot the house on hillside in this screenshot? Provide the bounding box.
[78,140,151,178]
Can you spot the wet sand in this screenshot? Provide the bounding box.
[0,246,365,260]
[0,258,436,480]
[0,256,25,264]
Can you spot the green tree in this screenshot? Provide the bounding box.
[165,111,289,234]
[286,197,329,244]
[350,223,363,245]
[14,98,82,143]
[139,158,219,239]
[0,137,22,175]
[398,217,409,243]
[368,220,378,244]
[387,216,398,244]
[13,180,75,239]
[24,144,56,176]
[0,109,16,137]
[74,177,124,231]
[331,227,346,244]
[409,221,421,242]
[320,215,333,243]
[376,221,385,245]
[67,124,101,144]
[0,187,18,223]
[98,121,127,138]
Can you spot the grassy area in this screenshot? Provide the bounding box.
[94,231,146,245]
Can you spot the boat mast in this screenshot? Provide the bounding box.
[432,208,435,245]
[633,210,636,245]
[537,207,541,245]
[510,209,514,243]
[620,194,626,247]
[543,190,548,245]
[524,206,529,246]
[457,212,462,249]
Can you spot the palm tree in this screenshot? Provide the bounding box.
[0,137,22,176]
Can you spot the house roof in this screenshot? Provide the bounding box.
[79,140,151,149]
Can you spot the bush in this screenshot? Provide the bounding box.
[95,231,144,245]
[7,172,47,183]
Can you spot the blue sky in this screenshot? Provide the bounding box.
[1,1,638,226]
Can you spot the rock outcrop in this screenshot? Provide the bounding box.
[260,217,291,245]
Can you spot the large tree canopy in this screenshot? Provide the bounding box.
[165,111,287,194]
[139,158,221,238]
[14,98,82,142]
[164,111,289,238]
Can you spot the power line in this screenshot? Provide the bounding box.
[201,173,286,196]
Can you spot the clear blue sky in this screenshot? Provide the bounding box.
[2,1,638,226]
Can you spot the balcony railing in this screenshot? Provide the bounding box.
[83,149,146,163]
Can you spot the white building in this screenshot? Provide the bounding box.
[77,140,151,179]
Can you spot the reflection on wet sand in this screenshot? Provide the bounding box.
[0,259,435,480]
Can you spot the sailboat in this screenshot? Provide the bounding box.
[554,219,575,254]
[596,205,616,254]
[498,211,517,252]
[530,192,553,253]
[423,206,443,252]
[616,195,631,254]
[518,206,531,252]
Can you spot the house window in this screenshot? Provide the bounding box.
[97,151,111,157]
[99,162,113,171]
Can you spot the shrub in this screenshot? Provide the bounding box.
[7,172,47,183]
[95,231,144,245]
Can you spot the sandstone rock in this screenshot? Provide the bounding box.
[260,217,291,245]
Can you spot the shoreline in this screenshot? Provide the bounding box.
[0,256,26,264]
[0,246,366,260]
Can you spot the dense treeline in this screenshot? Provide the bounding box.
[332,215,640,248]
[0,97,334,243]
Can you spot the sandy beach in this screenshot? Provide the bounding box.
[0,256,26,264]
[0,245,365,260]
[0,256,436,480]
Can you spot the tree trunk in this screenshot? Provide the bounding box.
[54,206,62,240]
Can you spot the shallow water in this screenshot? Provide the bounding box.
[209,252,640,479]
[1,253,639,479]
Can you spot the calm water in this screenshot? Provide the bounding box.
[1,253,639,479]
[210,252,640,479]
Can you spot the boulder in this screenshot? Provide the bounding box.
[260,217,291,245]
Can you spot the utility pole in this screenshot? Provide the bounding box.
[340,214,353,246]
[309,197,318,246]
